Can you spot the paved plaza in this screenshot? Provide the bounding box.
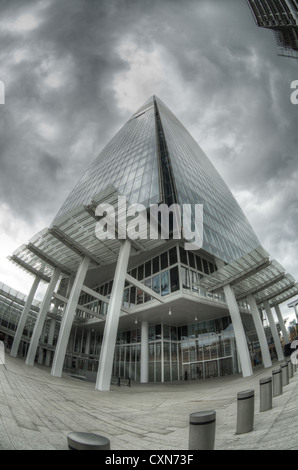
[0,354,298,450]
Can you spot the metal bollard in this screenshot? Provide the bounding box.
[287,359,293,378]
[259,377,272,412]
[281,362,289,386]
[272,368,282,397]
[188,410,216,450]
[236,389,254,434]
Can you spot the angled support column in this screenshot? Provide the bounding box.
[45,319,56,366]
[294,304,298,323]
[223,284,253,377]
[274,304,290,345]
[26,267,61,366]
[216,259,252,377]
[247,294,272,368]
[263,300,284,361]
[51,256,90,377]
[140,321,149,383]
[10,275,41,358]
[96,239,131,391]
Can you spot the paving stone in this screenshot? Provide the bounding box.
[1,355,298,450]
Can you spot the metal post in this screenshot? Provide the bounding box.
[281,362,289,386]
[272,368,282,397]
[188,411,216,450]
[259,377,272,412]
[236,390,254,434]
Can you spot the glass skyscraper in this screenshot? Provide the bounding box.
[54,96,260,264]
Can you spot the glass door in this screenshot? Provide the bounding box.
[204,360,218,378]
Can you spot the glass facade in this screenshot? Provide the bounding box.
[53,100,160,223]
[60,316,238,382]
[155,97,261,263]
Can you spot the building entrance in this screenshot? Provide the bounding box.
[188,356,234,380]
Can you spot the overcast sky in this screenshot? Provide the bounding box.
[0,0,297,321]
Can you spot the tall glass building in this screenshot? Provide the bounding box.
[3,96,298,390]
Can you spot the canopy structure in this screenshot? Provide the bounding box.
[199,246,298,309]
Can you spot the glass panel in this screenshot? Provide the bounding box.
[152,256,160,274]
[196,255,203,272]
[123,288,129,307]
[145,260,151,277]
[191,271,198,292]
[160,251,168,270]
[179,246,188,265]
[152,274,160,294]
[161,271,170,296]
[137,265,144,281]
[181,267,190,289]
[170,266,179,292]
[144,278,152,302]
[202,259,209,275]
[169,246,178,265]
[136,288,143,304]
[130,286,136,307]
[188,252,196,268]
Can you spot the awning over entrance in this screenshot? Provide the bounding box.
[199,246,298,308]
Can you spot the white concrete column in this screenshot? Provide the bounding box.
[51,256,90,378]
[247,294,272,368]
[216,259,252,377]
[26,268,61,366]
[274,304,290,345]
[140,321,149,383]
[45,319,56,366]
[96,240,131,391]
[11,275,41,357]
[294,304,298,323]
[263,300,284,361]
[223,284,253,377]
[85,329,91,355]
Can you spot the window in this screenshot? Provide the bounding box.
[202,259,209,275]
[145,260,151,277]
[137,265,144,281]
[152,274,160,294]
[153,256,160,274]
[170,266,179,292]
[130,286,136,307]
[169,246,178,265]
[181,267,190,289]
[144,278,152,302]
[161,251,168,270]
[179,246,188,265]
[161,271,170,296]
[191,271,198,292]
[196,255,203,272]
[188,252,196,269]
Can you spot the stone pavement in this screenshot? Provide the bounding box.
[0,354,298,450]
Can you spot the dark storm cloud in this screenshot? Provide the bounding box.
[0,0,297,289]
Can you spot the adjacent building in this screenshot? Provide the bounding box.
[246,0,298,58]
[1,96,297,391]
